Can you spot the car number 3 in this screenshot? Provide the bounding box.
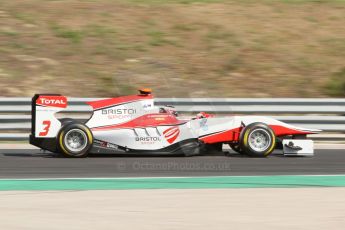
[39,120,51,136]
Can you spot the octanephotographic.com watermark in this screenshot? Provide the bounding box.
[115,160,231,172]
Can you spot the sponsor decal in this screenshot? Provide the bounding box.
[94,139,106,147]
[143,103,152,109]
[107,142,119,150]
[94,140,119,150]
[163,126,180,144]
[155,118,166,121]
[102,108,136,115]
[36,96,67,108]
[135,136,161,145]
[148,114,167,118]
[102,108,136,120]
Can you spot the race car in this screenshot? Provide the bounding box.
[29,89,320,158]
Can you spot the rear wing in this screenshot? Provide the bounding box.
[31,94,68,138]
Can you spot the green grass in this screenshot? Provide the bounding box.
[279,0,345,2]
[127,0,224,4]
[126,0,345,4]
[83,24,117,38]
[11,12,36,24]
[326,68,345,97]
[172,24,197,32]
[222,56,243,72]
[1,0,345,97]
[0,30,19,37]
[50,24,117,44]
[146,30,179,47]
[321,38,345,56]
[50,24,84,44]
[8,41,27,49]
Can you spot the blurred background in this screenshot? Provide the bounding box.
[0,0,344,98]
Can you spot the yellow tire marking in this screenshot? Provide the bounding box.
[76,124,93,144]
[85,128,93,144]
[244,126,276,157]
[243,128,251,147]
[59,125,93,156]
[264,130,276,156]
[59,131,69,155]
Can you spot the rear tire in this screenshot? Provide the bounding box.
[57,123,93,158]
[240,123,276,157]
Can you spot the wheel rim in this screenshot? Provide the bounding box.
[64,129,88,153]
[248,128,271,152]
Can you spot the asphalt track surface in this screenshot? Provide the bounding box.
[0,149,344,178]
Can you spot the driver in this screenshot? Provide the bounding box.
[159,105,178,117]
[196,112,213,119]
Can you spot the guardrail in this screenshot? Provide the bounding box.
[0,97,344,141]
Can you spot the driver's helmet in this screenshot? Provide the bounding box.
[159,105,178,117]
[196,112,212,119]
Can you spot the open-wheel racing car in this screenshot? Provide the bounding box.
[30,89,320,158]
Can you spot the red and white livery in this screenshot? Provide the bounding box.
[30,90,320,157]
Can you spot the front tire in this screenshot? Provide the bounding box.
[57,123,93,158]
[240,123,276,157]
